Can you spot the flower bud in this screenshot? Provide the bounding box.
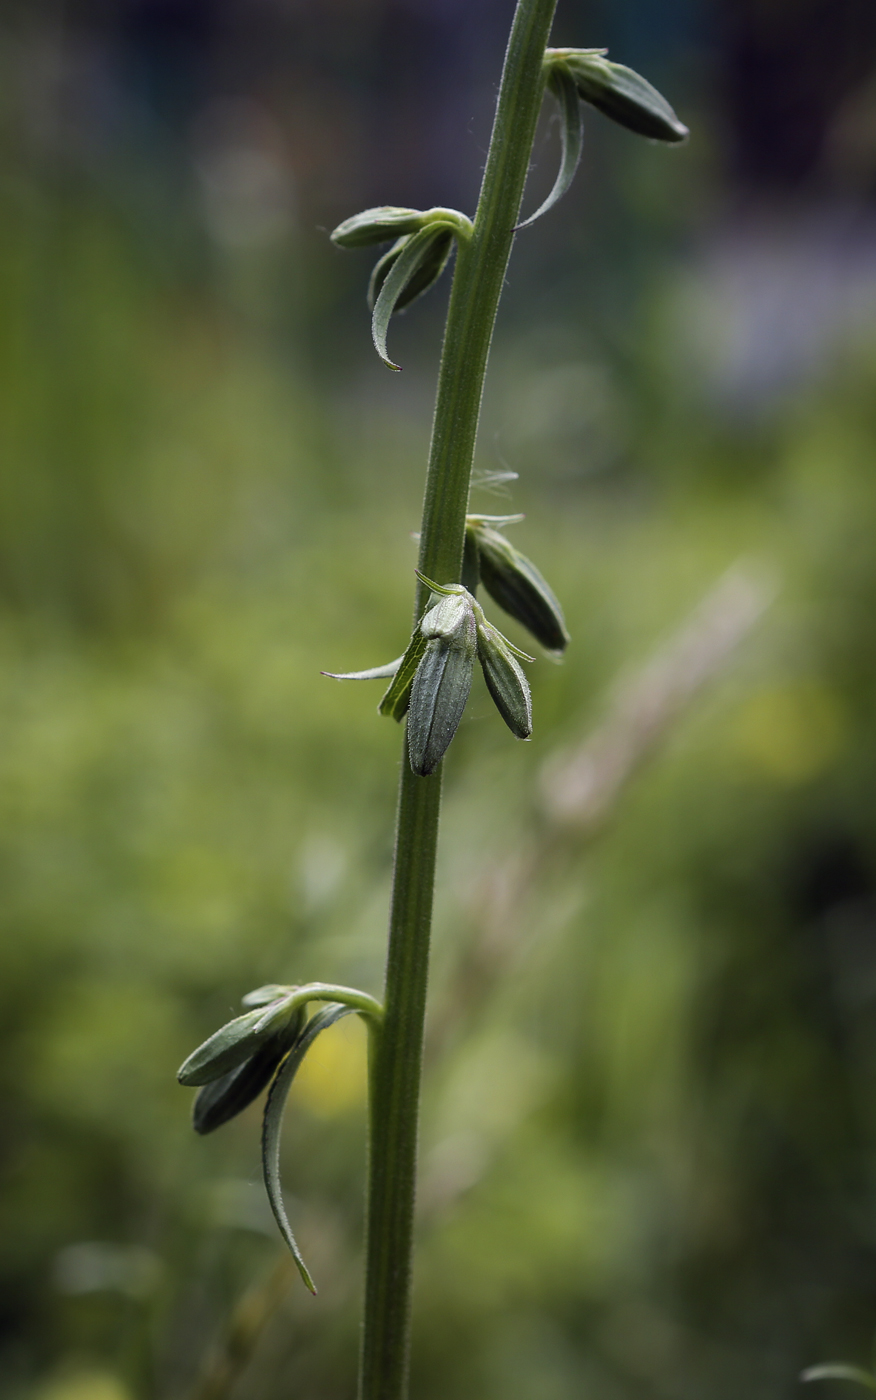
[476,621,532,739]
[330,206,431,248]
[331,204,473,250]
[190,1003,307,1134]
[548,49,688,144]
[192,1037,288,1135]
[407,584,478,776]
[468,518,570,653]
[178,997,296,1086]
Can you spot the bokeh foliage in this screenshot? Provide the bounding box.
[4,2,876,1398]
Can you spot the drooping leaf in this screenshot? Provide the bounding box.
[378,629,429,722]
[516,65,583,230]
[371,226,453,370]
[368,229,454,313]
[322,655,405,681]
[261,1003,359,1293]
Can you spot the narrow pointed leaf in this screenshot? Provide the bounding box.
[262,1004,358,1292]
[371,226,449,370]
[516,66,583,230]
[322,655,404,681]
[379,629,428,722]
[178,1004,289,1086]
[802,1367,876,1391]
[368,230,453,313]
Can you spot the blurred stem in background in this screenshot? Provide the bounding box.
[360,3,557,1397]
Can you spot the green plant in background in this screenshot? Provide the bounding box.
[179,4,687,1397]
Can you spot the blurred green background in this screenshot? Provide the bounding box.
[4,0,876,1397]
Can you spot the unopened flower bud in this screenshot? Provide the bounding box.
[548,49,688,144]
[476,620,532,739]
[467,518,570,653]
[407,586,477,776]
[330,206,431,248]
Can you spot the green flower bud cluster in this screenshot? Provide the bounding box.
[178,983,306,1135]
[179,982,382,1292]
[330,206,472,370]
[325,522,568,774]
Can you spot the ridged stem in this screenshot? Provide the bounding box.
[358,3,558,1398]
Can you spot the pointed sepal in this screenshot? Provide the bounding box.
[323,655,405,681]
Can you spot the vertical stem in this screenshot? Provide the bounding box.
[359,3,557,1398]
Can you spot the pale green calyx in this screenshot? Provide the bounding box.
[545,48,689,144]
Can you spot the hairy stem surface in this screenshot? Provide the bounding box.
[359,2,558,1397]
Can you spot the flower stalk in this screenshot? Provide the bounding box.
[358,2,559,1396]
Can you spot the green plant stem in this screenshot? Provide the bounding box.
[359,3,558,1398]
